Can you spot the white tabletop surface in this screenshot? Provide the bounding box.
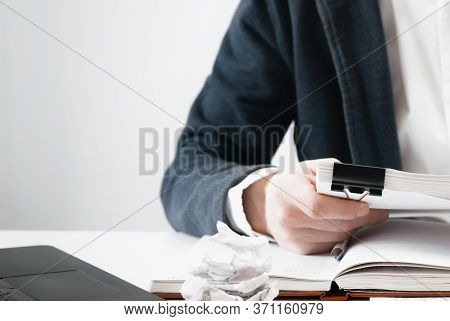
[0,230,198,291]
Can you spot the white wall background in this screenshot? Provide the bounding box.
[0,0,246,230]
[0,0,299,231]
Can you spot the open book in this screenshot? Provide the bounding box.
[151,219,450,297]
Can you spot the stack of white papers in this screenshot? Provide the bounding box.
[316,161,450,209]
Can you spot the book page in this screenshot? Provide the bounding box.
[336,219,450,278]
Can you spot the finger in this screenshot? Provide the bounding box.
[326,209,388,232]
[305,173,316,185]
[281,175,369,220]
[287,227,350,243]
[364,209,390,225]
[285,209,389,233]
[297,158,340,176]
[291,190,370,220]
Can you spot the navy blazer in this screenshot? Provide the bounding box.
[161,0,402,236]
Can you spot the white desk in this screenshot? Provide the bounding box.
[0,230,198,291]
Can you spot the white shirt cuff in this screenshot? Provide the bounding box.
[226,167,279,241]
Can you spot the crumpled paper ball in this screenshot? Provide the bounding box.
[181,222,278,301]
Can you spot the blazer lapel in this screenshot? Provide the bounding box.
[315,0,401,169]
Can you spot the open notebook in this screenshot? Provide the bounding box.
[151,219,450,297]
[316,161,450,209]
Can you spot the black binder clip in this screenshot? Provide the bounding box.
[331,163,385,201]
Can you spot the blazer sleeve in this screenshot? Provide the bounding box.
[161,0,296,236]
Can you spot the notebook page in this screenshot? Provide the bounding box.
[335,219,450,278]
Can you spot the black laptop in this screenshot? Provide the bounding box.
[0,246,161,301]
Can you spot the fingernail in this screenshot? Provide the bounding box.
[357,204,369,217]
